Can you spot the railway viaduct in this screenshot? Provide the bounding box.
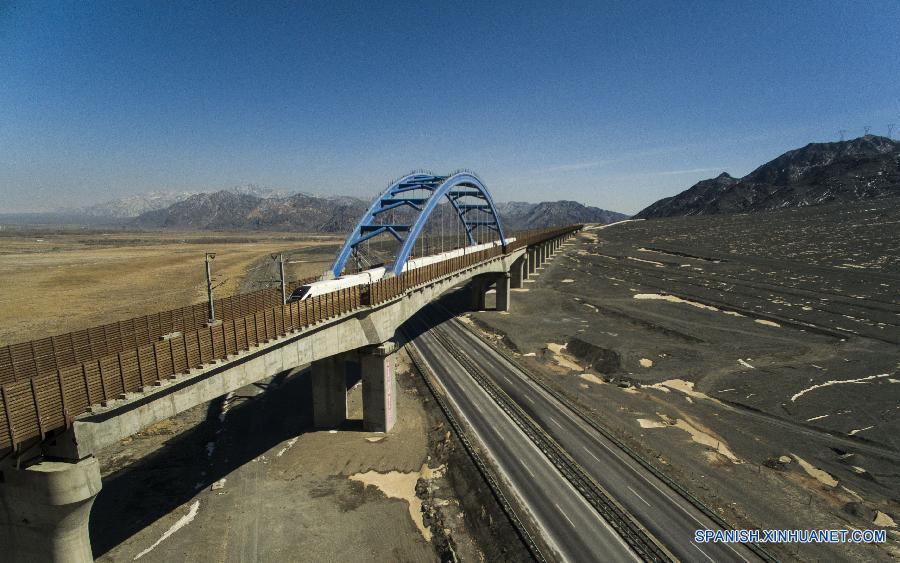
[0,171,578,562]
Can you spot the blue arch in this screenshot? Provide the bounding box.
[331,171,507,277]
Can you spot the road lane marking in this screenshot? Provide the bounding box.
[502,375,513,384]
[594,438,704,525]
[627,486,651,507]
[692,543,715,562]
[554,503,576,528]
[524,395,536,404]
[582,445,602,463]
[523,463,535,478]
[549,416,564,429]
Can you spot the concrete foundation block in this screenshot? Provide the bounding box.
[0,456,102,563]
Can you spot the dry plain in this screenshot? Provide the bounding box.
[0,229,343,345]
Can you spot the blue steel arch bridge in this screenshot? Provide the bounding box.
[331,170,507,277]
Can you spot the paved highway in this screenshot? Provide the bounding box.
[414,309,764,562]
[410,324,640,562]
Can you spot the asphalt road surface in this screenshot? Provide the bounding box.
[414,311,764,562]
[411,324,640,562]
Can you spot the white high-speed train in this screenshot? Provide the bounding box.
[288,238,514,302]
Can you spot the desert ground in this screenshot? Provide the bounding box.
[0,228,343,345]
[468,197,900,561]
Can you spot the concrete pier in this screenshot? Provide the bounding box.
[0,456,102,563]
[361,342,397,432]
[496,272,511,312]
[471,277,488,311]
[312,354,349,428]
[511,256,526,288]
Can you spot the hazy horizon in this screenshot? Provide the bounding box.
[2,2,898,215]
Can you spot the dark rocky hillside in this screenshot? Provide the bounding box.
[637,135,900,218]
[497,200,629,230]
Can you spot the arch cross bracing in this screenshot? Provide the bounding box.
[331,171,507,277]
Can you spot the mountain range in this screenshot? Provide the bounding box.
[74,185,294,218]
[131,192,627,232]
[636,135,900,218]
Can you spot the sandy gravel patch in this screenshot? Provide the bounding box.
[672,418,741,463]
[637,418,667,429]
[546,343,583,371]
[790,454,838,488]
[579,373,604,385]
[350,464,446,541]
[646,379,710,400]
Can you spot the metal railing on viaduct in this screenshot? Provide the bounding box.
[0,225,579,454]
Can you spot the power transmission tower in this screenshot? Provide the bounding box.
[205,252,217,324]
[889,123,896,139]
[272,253,286,304]
[839,129,846,141]
[864,125,871,136]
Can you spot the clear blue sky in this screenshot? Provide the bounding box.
[1,1,898,214]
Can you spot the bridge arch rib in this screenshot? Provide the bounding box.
[331,171,507,277]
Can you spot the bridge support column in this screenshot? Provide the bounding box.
[361,342,396,433]
[312,354,350,428]
[0,456,102,563]
[470,277,487,311]
[510,256,526,288]
[527,249,537,275]
[496,273,511,312]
